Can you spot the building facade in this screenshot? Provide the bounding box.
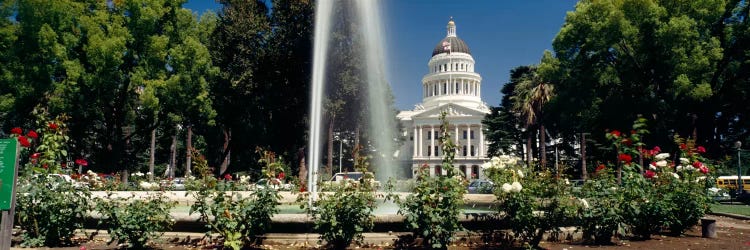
[397,19,491,179]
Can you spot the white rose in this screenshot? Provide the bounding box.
[491,157,501,165]
[517,169,525,178]
[671,173,680,179]
[655,153,670,161]
[481,162,492,169]
[656,160,667,167]
[686,166,696,172]
[579,198,589,209]
[649,164,657,170]
[680,158,690,164]
[564,178,570,185]
[511,181,523,192]
[139,181,153,189]
[501,183,512,193]
[676,165,684,171]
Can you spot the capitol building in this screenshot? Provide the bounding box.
[397,18,490,179]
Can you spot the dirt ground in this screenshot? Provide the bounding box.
[11,214,750,249]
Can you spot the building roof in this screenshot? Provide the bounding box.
[432,36,471,56]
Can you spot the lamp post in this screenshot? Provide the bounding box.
[339,138,343,174]
[736,141,744,196]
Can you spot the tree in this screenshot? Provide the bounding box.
[483,66,529,158]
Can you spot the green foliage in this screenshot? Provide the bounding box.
[307,146,376,249]
[94,191,176,248]
[189,149,281,249]
[576,170,623,244]
[486,158,577,248]
[15,175,91,247]
[398,112,466,249]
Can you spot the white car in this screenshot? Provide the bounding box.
[254,178,292,190]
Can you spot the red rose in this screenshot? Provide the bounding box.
[631,130,637,135]
[30,152,40,159]
[610,130,621,137]
[26,130,38,139]
[644,170,656,179]
[622,138,633,146]
[224,174,232,181]
[696,146,706,154]
[652,146,661,153]
[596,164,606,172]
[699,166,709,174]
[10,127,22,135]
[61,162,67,168]
[48,122,58,130]
[618,153,632,164]
[75,159,88,166]
[17,136,30,148]
[679,143,687,150]
[692,161,703,168]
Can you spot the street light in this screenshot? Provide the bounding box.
[339,138,343,174]
[736,141,744,196]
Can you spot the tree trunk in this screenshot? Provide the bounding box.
[186,125,192,177]
[526,129,533,168]
[170,130,177,178]
[540,123,547,173]
[327,117,334,177]
[581,133,588,181]
[149,128,156,182]
[219,129,231,175]
[298,147,307,191]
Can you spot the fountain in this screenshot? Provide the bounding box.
[308,0,397,201]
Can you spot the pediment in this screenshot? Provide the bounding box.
[412,103,488,119]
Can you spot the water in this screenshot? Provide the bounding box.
[308,0,399,200]
[308,0,334,200]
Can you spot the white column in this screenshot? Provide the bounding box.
[430,125,435,158]
[419,126,423,157]
[465,166,471,179]
[413,126,418,157]
[454,125,459,151]
[479,123,484,157]
[467,124,472,157]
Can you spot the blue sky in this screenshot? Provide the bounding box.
[184,0,578,110]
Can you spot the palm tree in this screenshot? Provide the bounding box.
[511,68,554,171]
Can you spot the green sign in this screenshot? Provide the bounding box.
[0,139,18,210]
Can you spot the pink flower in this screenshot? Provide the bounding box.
[653,146,661,153]
[699,166,709,174]
[26,130,38,139]
[10,127,22,135]
[692,161,703,168]
[17,136,30,148]
[30,152,40,159]
[75,159,88,166]
[644,170,656,179]
[224,174,232,181]
[696,146,706,154]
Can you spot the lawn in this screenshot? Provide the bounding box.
[710,203,750,216]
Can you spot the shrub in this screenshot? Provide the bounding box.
[398,112,466,249]
[576,168,623,244]
[15,175,91,247]
[190,149,280,249]
[95,191,176,248]
[486,158,577,248]
[308,145,376,249]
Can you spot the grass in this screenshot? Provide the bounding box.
[710,203,750,216]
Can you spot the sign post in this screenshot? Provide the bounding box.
[0,139,20,249]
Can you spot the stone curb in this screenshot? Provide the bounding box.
[708,212,750,221]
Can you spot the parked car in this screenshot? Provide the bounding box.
[255,178,292,190]
[160,177,186,190]
[326,172,380,189]
[467,179,493,194]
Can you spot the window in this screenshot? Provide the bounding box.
[409,135,413,141]
[463,145,467,156]
[434,146,440,156]
[427,131,431,140]
[427,147,432,156]
[435,165,442,176]
[463,130,467,139]
[470,130,475,139]
[459,165,467,177]
[434,131,439,139]
[471,165,479,179]
[470,145,475,156]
